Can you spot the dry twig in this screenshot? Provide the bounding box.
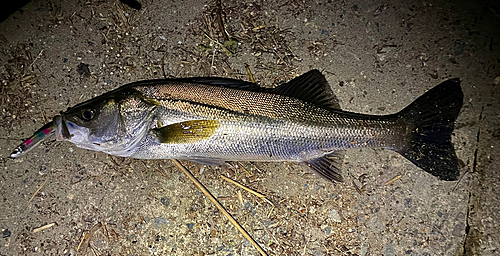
[77,222,103,253]
[245,63,255,83]
[33,222,56,233]
[29,178,48,203]
[172,159,268,256]
[385,175,402,185]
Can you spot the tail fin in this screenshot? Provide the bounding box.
[396,78,463,181]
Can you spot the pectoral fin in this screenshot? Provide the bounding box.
[153,120,220,144]
[302,152,344,182]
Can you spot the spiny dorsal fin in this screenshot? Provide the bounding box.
[176,77,261,90]
[302,151,344,183]
[153,120,220,144]
[272,70,341,110]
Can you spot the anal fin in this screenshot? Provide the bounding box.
[187,157,225,166]
[302,152,344,183]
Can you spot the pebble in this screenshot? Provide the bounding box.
[494,76,500,85]
[2,229,11,238]
[369,216,384,233]
[160,197,169,207]
[382,243,395,256]
[328,209,342,223]
[405,198,412,208]
[360,243,369,256]
[154,217,169,228]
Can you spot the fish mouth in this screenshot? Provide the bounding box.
[53,114,90,143]
[53,115,71,141]
[53,114,71,141]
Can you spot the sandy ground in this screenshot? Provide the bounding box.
[1,0,499,255]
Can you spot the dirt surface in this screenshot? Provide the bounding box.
[1,0,499,255]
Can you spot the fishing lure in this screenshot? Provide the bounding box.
[11,121,55,158]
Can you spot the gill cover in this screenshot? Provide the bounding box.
[54,87,155,156]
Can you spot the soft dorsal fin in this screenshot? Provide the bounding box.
[272,70,341,110]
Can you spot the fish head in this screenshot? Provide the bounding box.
[54,88,155,156]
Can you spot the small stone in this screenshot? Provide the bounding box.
[77,63,90,77]
[369,216,384,233]
[360,243,369,256]
[453,40,465,55]
[452,223,464,236]
[382,243,395,256]
[244,201,255,216]
[313,250,325,256]
[160,197,169,207]
[494,76,500,86]
[405,198,412,208]
[325,227,331,234]
[154,217,169,228]
[328,209,342,223]
[2,229,11,238]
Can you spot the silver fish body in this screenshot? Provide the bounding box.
[15,70,463,182]
[129,82,405,162]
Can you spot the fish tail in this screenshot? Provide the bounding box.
[396,78,463,180]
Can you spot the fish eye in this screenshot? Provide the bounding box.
[81,108,95,121]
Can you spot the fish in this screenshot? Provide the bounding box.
[11,70,464,182]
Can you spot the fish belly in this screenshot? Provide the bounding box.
[130,117,396,162]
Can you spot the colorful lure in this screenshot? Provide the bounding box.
[11,121,55,158]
